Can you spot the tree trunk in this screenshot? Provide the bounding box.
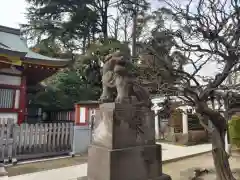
[82,36,86,54]
[132,10,137,62]
[123,16,128,42]
[102,3,109,41]
[87,35,91,48]
[211,128,236,180]
[196,102,235,180]
[102,15,108,40]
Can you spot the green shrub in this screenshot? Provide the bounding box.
[228,115,240,147]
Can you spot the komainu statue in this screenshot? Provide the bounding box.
[99,51,122,102]
[99,51,152,107]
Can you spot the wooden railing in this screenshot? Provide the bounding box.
[0,118,74,163]
[49,110,75,121]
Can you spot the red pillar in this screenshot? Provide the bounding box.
[18,76,26,124]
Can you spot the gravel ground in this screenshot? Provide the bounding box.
[6,152,240,179]
[163,152,240,180]
[6,155,87,177]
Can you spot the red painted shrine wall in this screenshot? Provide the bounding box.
[0,71,26,124]
[75,104,99,126]
[19,77,26,124]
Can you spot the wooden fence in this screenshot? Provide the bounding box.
[49,110,75,121]
[0,118,74,163]
[0,118,15,163]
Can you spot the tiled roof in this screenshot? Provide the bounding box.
[0,42,27,57]
[0,25,71,66]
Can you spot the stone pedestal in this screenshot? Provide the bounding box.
[87,103,171,180]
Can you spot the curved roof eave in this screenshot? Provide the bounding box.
[0,25,72,66]
[0,46,27,57]
[22,57,72,67]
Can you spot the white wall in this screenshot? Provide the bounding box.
[0,67,22,75]
[0,74,21,86]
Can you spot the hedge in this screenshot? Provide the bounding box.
[228,115,240,147]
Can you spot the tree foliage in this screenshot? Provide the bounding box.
[23,0,100,52]
[32,69,101,110]
[23,0,150,50]
[30,39,101,110]
[228,115,240,148]
[31,39,72,59]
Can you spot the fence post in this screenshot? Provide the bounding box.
[60,123,64,151]
[29,124,34,153]
[23,124,29,153]
[0,119,5,163]
[69,123,75,157]
[47,124,53,152]
[38,123,43,152]
[56,123,61,151]
[4,119,10,164]
[34,124,39,153]
[52,123,57,152]
[11,123,18,164]
[65,123,69,150]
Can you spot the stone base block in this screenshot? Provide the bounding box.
[87,144,170,180]
[154,174,171,180]
[78,174,171,180]
[93,103,155,149]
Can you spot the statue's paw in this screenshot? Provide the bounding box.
[115,97,121,103]
[99,96,113,103]
[115,98,120,103]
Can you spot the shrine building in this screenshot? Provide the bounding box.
[0,25,71,124]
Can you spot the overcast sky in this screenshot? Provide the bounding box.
[0,0,28,28]
[0,0,219,80]
[0,0,162,28]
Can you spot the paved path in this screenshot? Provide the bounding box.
[8,164,87,180]
[159,143,212,162]
[8,143,212,180]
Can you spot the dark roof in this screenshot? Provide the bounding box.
[0,25,71,66]
[0,25,20,36]
[0,43,27,57]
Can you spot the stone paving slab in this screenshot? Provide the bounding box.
[159,143,212,162]
[8,143,212,180]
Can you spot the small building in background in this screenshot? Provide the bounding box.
[151,95,209,145]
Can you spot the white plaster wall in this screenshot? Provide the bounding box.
[14,89,20,109]
[0,75,21,86]
[0,67,21,75]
